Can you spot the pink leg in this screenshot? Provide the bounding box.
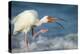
[24,32,29,49]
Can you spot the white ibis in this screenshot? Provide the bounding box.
[12,10,64,49]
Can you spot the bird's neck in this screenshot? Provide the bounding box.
[35,18,47,26]
[35,20,44,26]
[39,21,43,25]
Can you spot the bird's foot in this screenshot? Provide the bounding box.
[23,42,31,52]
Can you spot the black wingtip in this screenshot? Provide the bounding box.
[32,27,34,36]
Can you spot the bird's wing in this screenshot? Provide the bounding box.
[11,16,19,24]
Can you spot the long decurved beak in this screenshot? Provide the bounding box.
[47,17,64,29]
[47,16,65,23]
[55,18,65,22]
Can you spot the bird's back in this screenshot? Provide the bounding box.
[13,10,39,33]
[16,10,38,24]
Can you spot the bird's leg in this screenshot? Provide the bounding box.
[26,36,29,48]
[24,32,29,49]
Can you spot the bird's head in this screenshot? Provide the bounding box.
[40,16,55,23]
[35,16,64,26]
[40,16,64,23]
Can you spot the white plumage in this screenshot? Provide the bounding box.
[12,10,39,33]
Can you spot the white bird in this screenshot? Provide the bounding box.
[12,10,64,49]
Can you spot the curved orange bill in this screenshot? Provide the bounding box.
[47,16,65,23]
[47,16,64,29]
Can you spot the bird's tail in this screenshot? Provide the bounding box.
[11,17,17,24]
[12,30,18,36]
[13,32,17,36]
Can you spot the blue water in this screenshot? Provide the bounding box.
[10,1,78,49]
